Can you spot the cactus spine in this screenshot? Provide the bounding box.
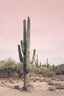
[18,17,36,90]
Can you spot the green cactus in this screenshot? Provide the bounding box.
[31,49,36,64]
[35,55,39,68]
[40,62,41,66]
[18,17,36,90]
[53,64,55,70]
[46,58,50,68]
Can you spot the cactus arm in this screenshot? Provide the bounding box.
[21,40,24,54]
[18,44,23,63]
[31,49,36,64]
[35,60,37,67]
[35,55,38,68]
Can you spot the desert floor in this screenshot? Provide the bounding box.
[0,74,64,96]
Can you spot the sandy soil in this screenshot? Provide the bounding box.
[0,75,64,96]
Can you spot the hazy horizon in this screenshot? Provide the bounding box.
[0,0,64,65]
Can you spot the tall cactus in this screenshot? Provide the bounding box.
[18,17,36,90]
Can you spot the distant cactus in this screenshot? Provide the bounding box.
[53,64,55,70]
[35,55,39,68]
[46,58,50,68]
[40,62,41,66]
[18,17,36,90]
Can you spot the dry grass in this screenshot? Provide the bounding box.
[47,81,55,85]
[14,85,20,90]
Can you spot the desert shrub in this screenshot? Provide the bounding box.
[15,62,23,77]
[54,64,64,75]
[38,67,46,74]
[45,70,55,77]
[0,58,16,77]
[0,58,24,78]
[30,65,55,77]
[37,66,55,77]
[0,59,64,78]
[30,65,39,73]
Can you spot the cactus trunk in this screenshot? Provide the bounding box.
[23,17,30,90]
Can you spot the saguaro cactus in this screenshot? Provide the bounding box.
[53,64,55,70]
[35,55,39,68]
[40,62,41,66]
[18,17,36,90]
[46,58,50,68]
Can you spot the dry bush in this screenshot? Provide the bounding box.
[56,84,64,89]
[9,79,14,84]
[47,81,55,86]
[48,87,55,91]
[33,79,36,82]
[14,85,20,89]
[48,80,64,90]
[39,79,44,82]
[5,80,7,82]
[47,81,62,86]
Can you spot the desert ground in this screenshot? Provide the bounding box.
[0,74,64,96]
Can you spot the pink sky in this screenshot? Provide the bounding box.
[0,0,64,65]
